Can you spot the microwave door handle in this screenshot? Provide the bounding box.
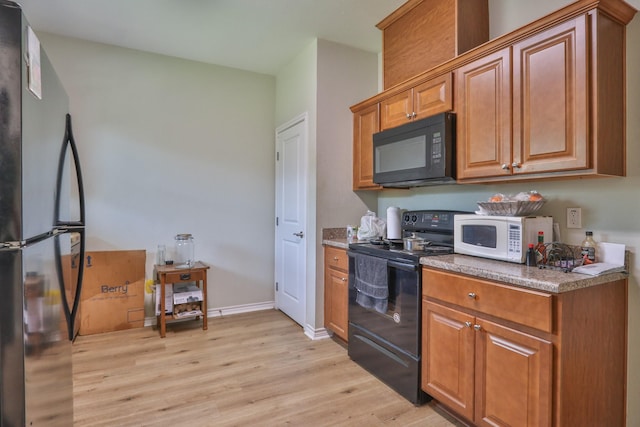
[388,260,418,272]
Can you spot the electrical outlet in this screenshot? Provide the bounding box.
[567,207,582,229]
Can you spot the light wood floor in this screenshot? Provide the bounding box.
[72,309,466,426]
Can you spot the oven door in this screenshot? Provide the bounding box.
[347,253,421,357]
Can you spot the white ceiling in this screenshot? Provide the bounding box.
[18,0,406,75]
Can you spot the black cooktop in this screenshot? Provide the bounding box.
[348,241,453,263]
[348,209,468,263]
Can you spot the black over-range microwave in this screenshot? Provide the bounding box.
[373,112,455,188]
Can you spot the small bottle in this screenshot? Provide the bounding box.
[156,245,166,266]
[535,231,546,264]
[526,243,537,266]
[581,231,597,264]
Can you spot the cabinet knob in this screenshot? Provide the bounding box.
[464,321,472,328]
[501,163,510,170]
[341,277,347,282]
[406,113,412,120]
[511,162,521,169]
[333,256,339,261]
[468,292,477,299]
[474,324,482,331]
[411,112,417,118]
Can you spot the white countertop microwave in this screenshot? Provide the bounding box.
[454,214,553,264]
[372,112,455,188]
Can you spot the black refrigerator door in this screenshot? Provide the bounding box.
[0,236,74,427]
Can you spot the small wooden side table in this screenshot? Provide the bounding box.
[156,261,210,338]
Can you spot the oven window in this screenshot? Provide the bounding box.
[462,224,497,248]
[375,135,427,173]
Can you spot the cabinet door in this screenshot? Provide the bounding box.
[474,318,552,427]
[456,48,512,180]
[512,16,588,174]
[352,104,381,190]
[380,90,412,130]
[422,300,475,421]
[413,73,453,121]
[325,267,348,341]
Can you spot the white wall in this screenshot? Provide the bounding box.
[378,2,640,425]
[38,33,277,314]
[316,39,378,326]
[275,39,379,332]
[275,40,319,332]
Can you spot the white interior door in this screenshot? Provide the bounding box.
[275,114,307,326]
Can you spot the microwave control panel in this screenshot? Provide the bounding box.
[508,224,522,257]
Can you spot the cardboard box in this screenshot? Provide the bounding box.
[79,250,146,335]
[155,284,173,316]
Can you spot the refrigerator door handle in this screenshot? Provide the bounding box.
[55,113,85,228]
[54,113,86,340]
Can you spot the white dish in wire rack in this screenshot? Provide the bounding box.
[476,200,545,216]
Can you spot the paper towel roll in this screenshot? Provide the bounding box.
[386,206,402,239]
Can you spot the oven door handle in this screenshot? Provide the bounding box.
[388,260,418,272]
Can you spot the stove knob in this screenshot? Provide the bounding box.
[411,215,418,223]
[403,214,410,222]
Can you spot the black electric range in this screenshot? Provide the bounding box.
[348,210,465,264]
[346,210,469,404]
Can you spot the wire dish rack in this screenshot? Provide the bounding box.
[537,243,585,272]
[477,200,545,216]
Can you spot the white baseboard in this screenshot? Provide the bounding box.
[145,301,276,327]
[304,324,332,340]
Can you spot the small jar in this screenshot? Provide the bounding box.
[174,234,195,267]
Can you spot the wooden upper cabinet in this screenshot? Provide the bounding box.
[512,16,589,175]
[457,17,589,181]
[456,48,512,180]
[456,7,631,183]
[378,0,489,89]
[381,73,453,131]
[352,103,381,190]
[352,0,634,188]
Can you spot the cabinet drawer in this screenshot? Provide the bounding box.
[423,268,553,333]
[163,270,205,283]
[324,246,348,272]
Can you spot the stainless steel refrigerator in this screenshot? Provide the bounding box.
[0,1,86,425]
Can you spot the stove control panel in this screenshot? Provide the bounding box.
[402,210,469,232]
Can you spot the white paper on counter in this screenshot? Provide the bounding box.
[572,242,626,276]
[572,263,626,276]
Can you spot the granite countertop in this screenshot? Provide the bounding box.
[322,238,357,249]
[322,234,628,294]
[421,254,628,293]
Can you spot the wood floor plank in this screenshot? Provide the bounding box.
[73,309,466,426]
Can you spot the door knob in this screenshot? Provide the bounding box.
[293,231,304,238]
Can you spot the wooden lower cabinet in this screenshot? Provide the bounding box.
[422,267,628,426]
[424,301,552,426]
[323,246,348,341]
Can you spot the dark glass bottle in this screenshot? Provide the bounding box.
[526,243,537,266]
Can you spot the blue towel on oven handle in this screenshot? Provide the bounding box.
[354,253,388,314]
